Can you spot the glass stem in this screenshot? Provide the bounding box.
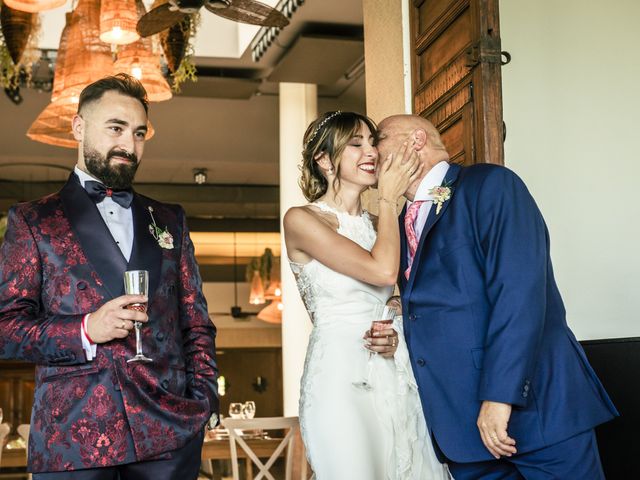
[134,322,143,355]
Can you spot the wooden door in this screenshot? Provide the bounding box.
[411,0,504,165]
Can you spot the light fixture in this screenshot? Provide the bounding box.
[0,4,35,65]
[27,0,155,148]
[3,0,65,13]
[248,270,266,305]
[113,0,172,101]
[99,0,140,45]
[193,168,207,185]
[257,295,282,324]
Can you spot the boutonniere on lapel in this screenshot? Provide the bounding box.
[147,206,174,249]
[428,183,453,215]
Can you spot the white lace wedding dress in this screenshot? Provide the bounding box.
[289,202,449,480]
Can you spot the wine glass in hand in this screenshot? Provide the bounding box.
[124,270,152,363]
[352,304,396,391]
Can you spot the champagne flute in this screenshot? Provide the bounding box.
[352,304,397,391]
[124,270,152,363]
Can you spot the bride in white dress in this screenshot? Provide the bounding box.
[284,111,449,479]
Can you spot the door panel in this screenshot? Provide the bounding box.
[412,0,504,166]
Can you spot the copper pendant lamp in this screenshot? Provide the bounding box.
[99,0,140,45]
[113,0,171,101]
[3,0,66,13]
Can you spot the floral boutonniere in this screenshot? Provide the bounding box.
[147,206,174,249]
[428,184,453,215]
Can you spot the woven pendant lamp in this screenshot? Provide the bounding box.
[99,0,139,45]
[0,4,35,65]
[50,12,72,102]
[3,0,65,13]
[113,0,171,101]
[27,0,113,147]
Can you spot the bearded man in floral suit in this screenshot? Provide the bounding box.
[0,74,219,479]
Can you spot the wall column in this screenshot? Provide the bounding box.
[279,83,317,416]
[362,0,412,120]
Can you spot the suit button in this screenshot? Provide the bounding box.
[523,384,530,392]
[409,314,416,321]
[522,391,529,398]
[161,379,169,389]
[77,281,87,290]
[156,332,165,341]
[417,358,426,367]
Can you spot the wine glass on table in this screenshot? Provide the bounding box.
[124,270,152,363]
[229,403,244,419]
[242,401,256,419]
[352,304,396,391]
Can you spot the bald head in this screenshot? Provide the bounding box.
[376,114,449,200]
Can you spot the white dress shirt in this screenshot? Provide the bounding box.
[74,166,135,360]
[405,161,449,262]
[74,167,134,261]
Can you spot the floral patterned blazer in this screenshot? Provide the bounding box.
[0,174,219,473]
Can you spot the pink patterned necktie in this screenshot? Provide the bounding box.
[404,200,426,279]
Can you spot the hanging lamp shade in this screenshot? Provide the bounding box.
[0,4,35,65]
[50,12,72,102]
[28,0,155,147]
[248,270,266,305]
[99,0,140,45]
[3,0,65,13]
[113,0,171,101]
[257,298,283,324]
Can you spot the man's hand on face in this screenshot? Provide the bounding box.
[87,295,148,343]
[477,400,517,459]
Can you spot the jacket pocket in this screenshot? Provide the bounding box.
[41,365,100,383]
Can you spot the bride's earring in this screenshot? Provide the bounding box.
[327,167,334,175]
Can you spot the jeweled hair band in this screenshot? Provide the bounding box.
[305,111,342,148]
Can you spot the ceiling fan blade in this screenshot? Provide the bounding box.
[205,0,289,28]
[137,2,189,37]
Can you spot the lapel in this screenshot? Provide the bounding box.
[127,196,162,301]
[406,163,462,294]
[60,173,127,298]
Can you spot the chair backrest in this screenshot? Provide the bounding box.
[17,424,30,450]
[222,416,300,480]
[17,424,31,480]
[0,423,10,464]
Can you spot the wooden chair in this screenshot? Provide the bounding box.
[222,416,304,480]
[17,424,31,480]
[0,423,10,466]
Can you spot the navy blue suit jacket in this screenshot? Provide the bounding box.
[399,163,617,462]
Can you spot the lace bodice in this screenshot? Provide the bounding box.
[289,201,392,326]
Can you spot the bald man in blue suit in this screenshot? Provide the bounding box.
[377,115,618,479]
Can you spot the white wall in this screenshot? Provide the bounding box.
[500,0,640,339]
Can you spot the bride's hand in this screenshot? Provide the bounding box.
[364,327,399,358]
[377,139,423,203]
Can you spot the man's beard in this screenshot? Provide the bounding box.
[84,146,139,189]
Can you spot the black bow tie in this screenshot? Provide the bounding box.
[85,181,133,209]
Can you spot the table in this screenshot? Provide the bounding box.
[1,437,283,475]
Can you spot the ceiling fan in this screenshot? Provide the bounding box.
[137,0,289,38]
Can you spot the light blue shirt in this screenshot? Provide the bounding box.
[405,160,449,262]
